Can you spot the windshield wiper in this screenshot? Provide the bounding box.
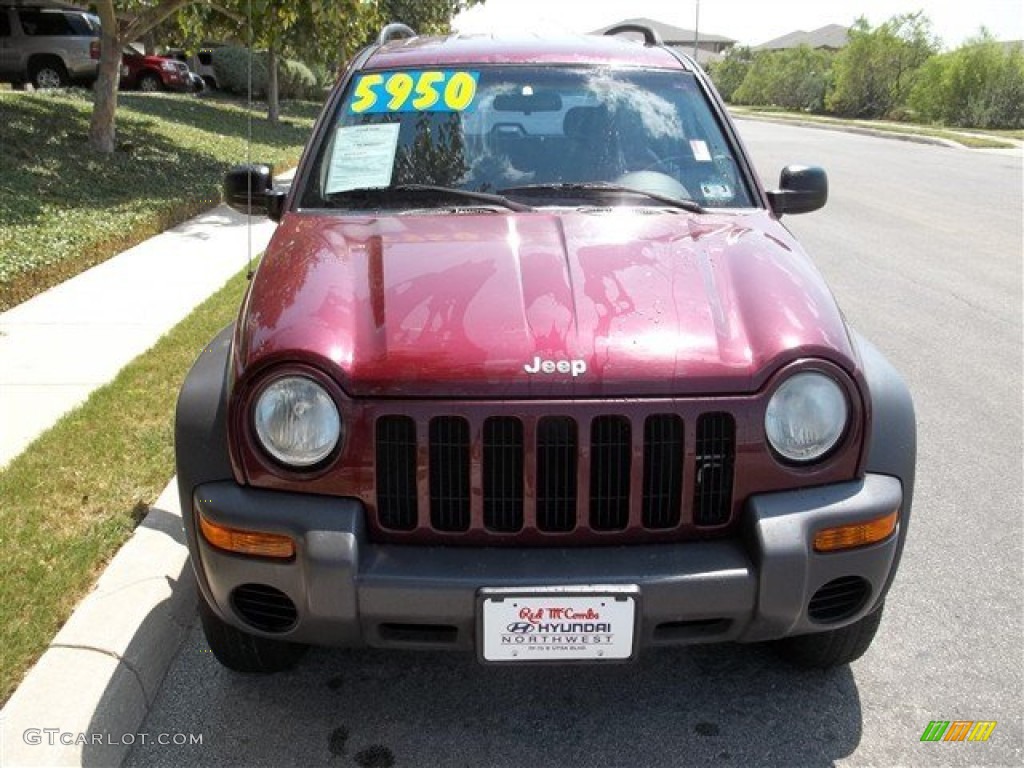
[324,184,533,212]
[499,182,704,214]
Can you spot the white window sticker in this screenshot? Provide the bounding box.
[325,123,402,194]
[690,139,712,162]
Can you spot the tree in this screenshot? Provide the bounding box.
[826,13,938,119]
[708,46,752,102]
[88,0,194,153]
[87,0,481,150]
[731,46,834,112]
[909,31,1024,128]
[375,0,480,35]
[216,0,482,123]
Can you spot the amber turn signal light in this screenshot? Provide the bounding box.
[814,510,899,552]
[199,514,295,559]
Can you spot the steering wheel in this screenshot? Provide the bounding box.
[614,170,692,200]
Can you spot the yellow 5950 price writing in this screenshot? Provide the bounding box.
[349,70,479,114]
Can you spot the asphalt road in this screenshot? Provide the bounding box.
[126,122,1023,768]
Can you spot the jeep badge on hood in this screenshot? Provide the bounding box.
[523,357,587,377]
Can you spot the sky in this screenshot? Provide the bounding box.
[453,0,1024,50]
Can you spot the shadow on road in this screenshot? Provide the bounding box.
[125,629,863,767]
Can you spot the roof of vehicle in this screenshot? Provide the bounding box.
[0,1,91,9]
[365,33,692,71]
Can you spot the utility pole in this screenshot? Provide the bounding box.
[693,0,700,60]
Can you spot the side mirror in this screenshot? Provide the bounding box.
[224,164,286,221]
[767,165,828,217]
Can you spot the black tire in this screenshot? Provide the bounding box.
[29,59,69,89]
[138,72,163,92]
[198,588,307,674]
[772,602,885,669]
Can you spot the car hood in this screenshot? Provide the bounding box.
[237,209,857,397]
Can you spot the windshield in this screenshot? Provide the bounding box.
[300,66,753,211]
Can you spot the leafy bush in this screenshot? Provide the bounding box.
[278,58,319,100]
[212,45,268,97]
[212,46,318,100]
[909,34,1024,128]
[708,46,752,102]
[732,46,834,112]
[827,13,937,118]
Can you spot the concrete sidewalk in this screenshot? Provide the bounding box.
[0,179,290,469]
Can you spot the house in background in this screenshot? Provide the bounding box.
[753,24,850,52]
[590,17,735,66]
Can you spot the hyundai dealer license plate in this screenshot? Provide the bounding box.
[479,586,638,662]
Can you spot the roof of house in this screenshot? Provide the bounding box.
[590,17,735,45]
[753,24,849,51]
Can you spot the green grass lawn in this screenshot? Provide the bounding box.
[0,90,319,310]
[0,267,249,705]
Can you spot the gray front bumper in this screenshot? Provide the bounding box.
[187,474,903,651]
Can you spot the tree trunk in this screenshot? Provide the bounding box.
[267,42,280,124]
[88,0,122,154]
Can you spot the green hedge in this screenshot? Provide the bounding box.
[709,12,1024,129]
[909,37,1024,129]
[212,46,318,100]
[731,47,834,113]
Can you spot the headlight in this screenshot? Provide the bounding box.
[765,371,848,463]
[253,376,341,467]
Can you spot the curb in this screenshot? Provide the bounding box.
[732,113,963,148]
[0,479,195,767]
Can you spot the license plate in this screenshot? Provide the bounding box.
[479,586,638,662]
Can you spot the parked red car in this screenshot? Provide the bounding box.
[178,23,916,674]
[120,46,192,92]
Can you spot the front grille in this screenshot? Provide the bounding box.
[694,413,735,526]
[536,417,578,532]
[642,414,684,529]
[376,416,417,530]
[374,411,737,542]
[589,416,631,530]
[429,417,470,531]
[483,417,524,532]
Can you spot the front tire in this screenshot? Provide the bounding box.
[773,602,885,669]
[138,72,163,92]
[198,588,307,673]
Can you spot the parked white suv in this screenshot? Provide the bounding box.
[0,3,101,89]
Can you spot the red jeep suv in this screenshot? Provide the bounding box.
[120,46,192,92]
[177,24,916,673]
